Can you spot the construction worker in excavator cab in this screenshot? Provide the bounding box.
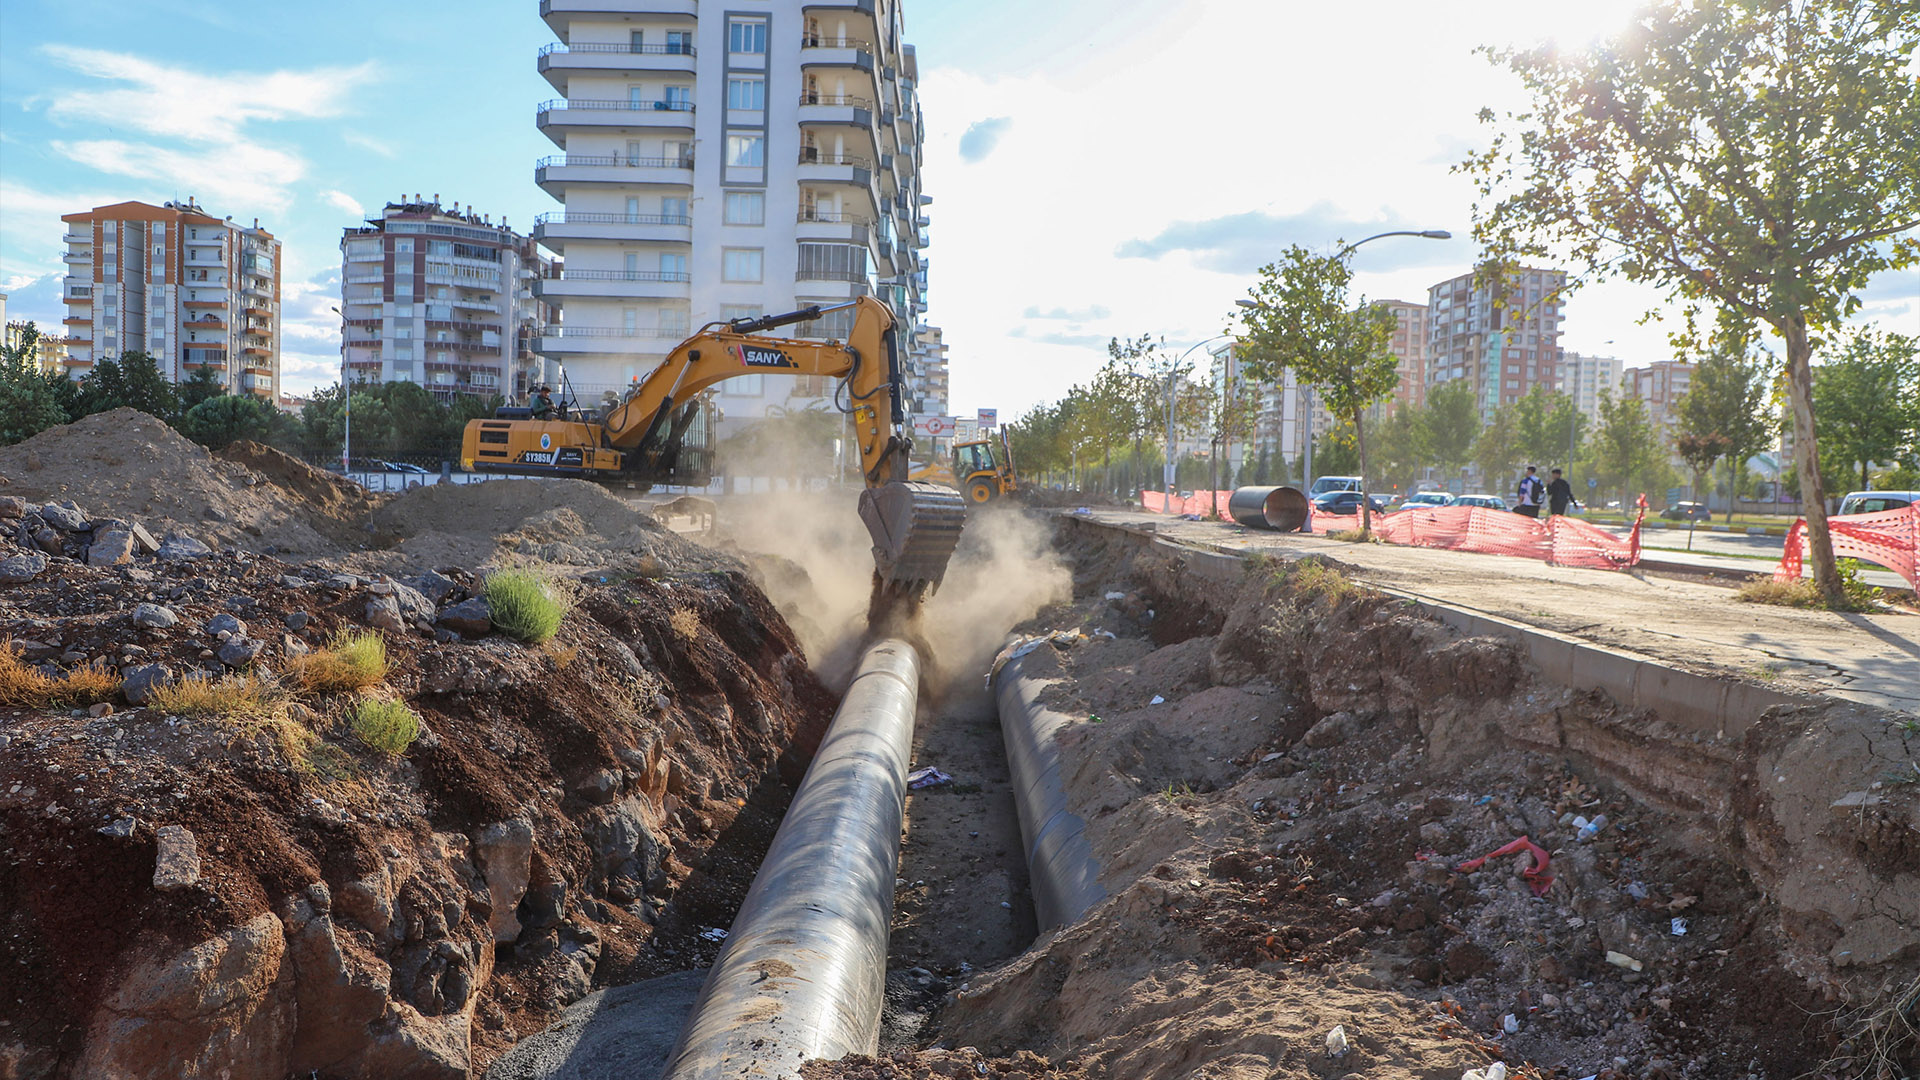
[531,386,557,421]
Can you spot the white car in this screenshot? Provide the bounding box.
[1838,490,1916,515]
[1402,491,1455,509]
[1455,493,1510,511]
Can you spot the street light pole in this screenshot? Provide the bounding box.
[330,306,350,474]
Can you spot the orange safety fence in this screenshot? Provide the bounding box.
[1140,490,1238,517]
[1774,506,1918,590]
[1372,496,1649,571]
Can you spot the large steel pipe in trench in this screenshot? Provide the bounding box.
[659,638,920,1080]
[993,650,1108,933]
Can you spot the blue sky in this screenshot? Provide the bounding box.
[2,0,1915,416]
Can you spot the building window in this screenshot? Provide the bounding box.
[660,252,688,278]
[726,134,765,168]
[720,304,764,322]
[722,249,764,283]
[723,192,765,225]
[665,85,691,109]
[666,30,692,55]
[394,239,413,253]
[727,77,766,110]
[728,18,767,54]
[797,243,866,282]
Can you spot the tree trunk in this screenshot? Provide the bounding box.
[1354,408,1374,538]
[1782,316,1841,603]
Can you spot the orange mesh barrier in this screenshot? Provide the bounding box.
[1774,506,1918,589]
[1373,498,1648,571]
[1140,490,1237,517]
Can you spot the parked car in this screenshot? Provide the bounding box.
[1454,494,1509,511]
[1838,490,1917,515]
[1311,491,1388,516]
[1659,501,1712,521]
[1308,475,1364,497]
[1402,491,1455,509]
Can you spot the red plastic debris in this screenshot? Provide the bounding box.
[1456,836,1554,896]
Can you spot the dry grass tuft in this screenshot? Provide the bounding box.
[0,644,122,708]
[285,631,389,693]
[148,672,287,724]
[668,606,702,641]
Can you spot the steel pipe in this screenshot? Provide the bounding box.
[659,638,920,1080]
[993,650,1107,932]
[1228,485,1311,532]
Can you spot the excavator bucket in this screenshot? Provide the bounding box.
[858,481,967,594]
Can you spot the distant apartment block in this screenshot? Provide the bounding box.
[339,197,553,400]
[1626,359,1694,433]
[1426,267,1567,420]
[909,323,948,417]
[532,0,935,436]
[1379,299,1430,414]
[58,199,282,400]
[1555,351,1624,424]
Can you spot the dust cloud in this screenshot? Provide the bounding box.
[917,508,1071,691]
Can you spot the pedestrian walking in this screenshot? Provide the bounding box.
[1515,465,1545,518]
[1547,468,1577,516]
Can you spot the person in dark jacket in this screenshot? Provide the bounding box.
[531,386,556,420]
[1547,468,1577,516]
[1515,465,1545,518]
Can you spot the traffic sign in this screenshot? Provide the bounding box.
[977,408,997,428]
[913,415,956,438]
[1587,477,1598,489]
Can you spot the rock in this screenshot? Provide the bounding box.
[156,531,212,561]
[122,662,173,705]
[39,502,88,532]
[88,702,114,718]
[85,522,137,567]
[576,768,621,806]
[284,611,311,631]
[280,893,394,1075]
[129,522,159,554]
[153,824,201,891]
[365,595,406,634]
[31,528,62,556]
[387,580,436,626]
[206,613,247,638]
[279,575,308,589]
[406,570,460,605]
[435,597,492,639]
[326,574,361,590]
[583,797,664,896]
[1302,710,1367,750]
[130,603,180,629]
[0,496,26,519]
[75,912,293,1080]
[0,552,49,584]
[98,816,137,839]
[283,635,310,658]
[473,820,536,943]
[217,638,264,667]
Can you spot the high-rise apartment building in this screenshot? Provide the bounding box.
[58,199,282,400]
[1554,351,1623,424]
[1426,267,1566,421]
[908,323,948,417]
[340,197,553,400]
[532,0,933,437]
[1379,299,1430,415]
[1626,360,1694,434]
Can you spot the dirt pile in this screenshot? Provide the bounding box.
[0,510,834,1078]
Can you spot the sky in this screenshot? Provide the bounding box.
[1,0,1914,420]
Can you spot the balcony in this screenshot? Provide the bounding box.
[345,272,385,285]
[539,0,697,37]
[63,356,93,368]
[183,299,225,309]
[534,153,695,196]
[803,0,875,13]
[535,326,685,356]
[532,211,692,248]
[63,316,90,327]
[63,231,91,245]
[533,268,691,301]
[796,92,873,129]
[184,318,226,331]
[538,41,696,90]
[796,210,871,244]
[799,38,874,73]
[62,251,93,264]
[796,149,873,191]
[184,340,228,351]
[536,98,695,147]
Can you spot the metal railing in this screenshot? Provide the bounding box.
[537,326,687,338]
[534,211,692,226]
[545,269,692,283]
[797,150,871,168]
[801,35,875,50]
[797,93,873,109]
[794,267,869,282]
[797,210,872,225]
[536,153,694,169]
[539,41,696,57]
[538,98,695,114]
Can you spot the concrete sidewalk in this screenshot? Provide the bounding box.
[1076,509,1920,717]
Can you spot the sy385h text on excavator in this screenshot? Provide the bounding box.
[459,296,965,598]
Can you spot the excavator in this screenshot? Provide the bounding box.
[460,296,965,597]
[908,432,1018,504]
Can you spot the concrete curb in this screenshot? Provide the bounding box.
[1063,515,1810,738]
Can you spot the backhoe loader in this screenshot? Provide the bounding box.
[460,296,965,597]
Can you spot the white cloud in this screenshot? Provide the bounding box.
[52,138,307,213]
[41,45,375,144]
[342,131,396,158]
[0,180,127,279]
[319,190,364,219]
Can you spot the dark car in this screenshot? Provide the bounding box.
[1659,501,1712,521]
[1311,491,1387,516]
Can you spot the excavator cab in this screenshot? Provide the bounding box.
[951,432,1018,504]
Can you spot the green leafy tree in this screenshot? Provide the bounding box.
[0,323,68,445]
[1811,328,1920,496]
[1420,379,1481,480]
[1236,246,1399,534]
[176,365,229,414]
[1312,427,1360,477]
[75,351,179,420]
[1371,408,1425,494]
[177,393,292,450]
[1591,389,1669,512]
[1675,337,1776,520]
[1464,0,1920,603]
[1470,401,1520,488]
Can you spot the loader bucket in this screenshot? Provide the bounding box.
[858,481,967,595]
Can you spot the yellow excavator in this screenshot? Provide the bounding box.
[911,433,1018,504]
[460,296,965,596]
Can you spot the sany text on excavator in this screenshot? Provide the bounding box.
[459,296,965,598]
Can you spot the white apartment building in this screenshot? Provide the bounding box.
[1626,359,1694,435]
[1380,299,1430,415]
[339,197,552,400]
[59,199,282,400]
[1427,267,1567,422]
[908,322,948,416]
[1555,351,1624,425]
[532,0,933,437]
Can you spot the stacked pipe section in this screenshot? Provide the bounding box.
[659,639,920,1080]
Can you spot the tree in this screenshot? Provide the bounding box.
[1236,246,1399,534]
[0,323,68,446]
[1591,389,1668,512]
[1811,328,1920,496]
[177,393,291,450]
[1420,379,1481,479]
[1371,408,1425,494]
[176,365,229,414]
[1674,337,1776,520]
[1312,427,1360,477]
[74,351,179,420]
[1465,0,1920,603]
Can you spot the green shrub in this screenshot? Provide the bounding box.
[351,699,420,756]
[287,630,388,692]
[486,568,570,643]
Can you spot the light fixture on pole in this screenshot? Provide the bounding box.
[330,306,351,475]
